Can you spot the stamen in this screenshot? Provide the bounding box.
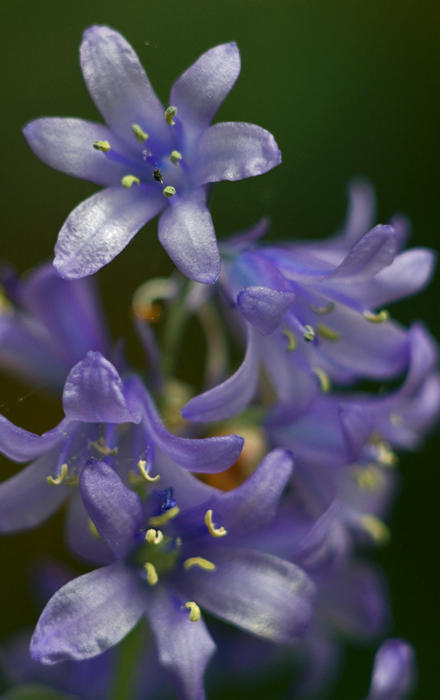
[88,518,100,539]
[352,465,383,491]
[376,443,398,467]
[169,150,183,165]
[360,514,390,545]
[0,286,13,315]
[282,328,296,351]
[46,463,68,486]
[204,509,227,538]
[145,528,164,545]
[317,323,340,341]
[310,302,334,315]
[93,140,111,152]
[90,437,118,456]
[137,459,160,483]
[163,186,177,198]
[165,105,178,125]
[131,123,149,142]
[184,601,201,622]
[121,174,140,188]
[363,309,389,323]
[303,325,315,342]
[144,562,159,585]
[183,557,216,572]
[149,506,180,527]
[313,367,331,393]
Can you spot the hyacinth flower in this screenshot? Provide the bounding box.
[23,25,281,284]
[0,263,110,390]
[365,639,415,700]
[0,351,243,534]
[30,452,316,700]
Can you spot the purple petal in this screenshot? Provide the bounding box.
[170,42,240,141]
[80,25,170,148]
[184,547,315,643]
[23,118,126,186]
[212,449,294,534]
[146,588,216,700]
[339,404,375,462]
[342,179,376,247]
[158,191,220,284]
[182,326,259,422]
[195,122,281,184]
[54,185,164,279]
[31,563,146,663]
[62,352,140,424]
[221,218,270,254]
[0,451,69,532]
[66,493,113,565]
[80,461,144,558]
[131,377,244,473]
[367,639,415,700]
[20,264,110,367]
[0,415,65,463]
[326,225,397,281]
[237,286,295,335]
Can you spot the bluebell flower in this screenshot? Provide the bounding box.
[30,451,315,700]
[23,26,281,284]
[0,351,243,533]
[366,638,415,700]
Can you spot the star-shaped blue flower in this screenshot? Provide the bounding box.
[23,25,281,284]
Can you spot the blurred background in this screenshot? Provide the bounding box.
[0,0,438,697]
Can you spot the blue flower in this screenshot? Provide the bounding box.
[30,452,315,699]
[23,26,281,284]
[366,638,415,700]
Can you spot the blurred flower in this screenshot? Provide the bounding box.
[366,639,415,700]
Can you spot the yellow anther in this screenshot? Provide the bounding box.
[317,323,340,342]
[313,368,331,393]
[0,286,13,315]
[184,601,201,622]
[376,443,398,467]
[303,325,315,342]
[93,140,111,152]
[169,150,183,165]
[145,528,164,545]
[363,309,389,323]
[183,557,216,572]
[137,459,160,483]
[90,437,118,456]
[165,105,178,125]
[144,562,159,586]
[360,514,390,545]
[352,465,383,491]
[46,463,68,486]
[163,186,177,198]
[88,518,100,539]
[310,302,335,315]
[204,509,227,538]
[282,328,297,351]
[149,506,180,527]
[121,174,140,188]
[131,123,149,142]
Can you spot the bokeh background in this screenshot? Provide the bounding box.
[0,0,438,697]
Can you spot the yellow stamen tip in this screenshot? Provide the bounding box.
[303,324,315,342]
[313,367,331,393]
[204,509,227,538]
[121,174,140,189]
[149,506,180,527]
[165,105,178,125]
[144,562,159,586]
[282,328,297,351]
[93,140,111,152]
[88,518,100,539]
[163,186,176,198]
[145,528,164,545]
[360,514,390,545]
[184,601,201,622]
[317,323,340,342]
[90,437,118,456]
[137,459,160,483]
[131,123,149,142]
[46,463,68,486]
[169,150,183,165]
[310,302,335,315]
[363,309,389,323]
[183,557,216,572]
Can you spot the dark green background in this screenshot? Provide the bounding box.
[0,1,439,697]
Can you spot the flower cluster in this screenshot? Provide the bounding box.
[0,24,436,700]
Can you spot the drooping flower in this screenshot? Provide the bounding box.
[0,351,243,534]
[365,638,415,700]
[30,452,315,699]
[23,26,281,284]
